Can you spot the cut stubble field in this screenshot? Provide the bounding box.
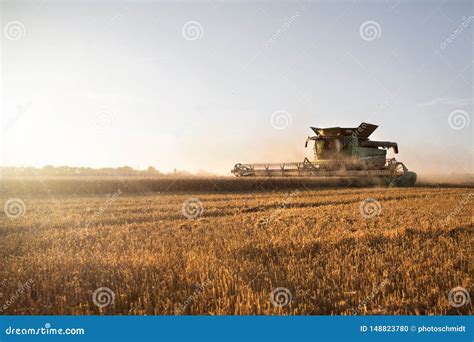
[0,179,472,315]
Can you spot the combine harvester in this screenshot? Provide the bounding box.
[231,123,417,187]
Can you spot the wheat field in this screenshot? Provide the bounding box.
[0,179,472,315]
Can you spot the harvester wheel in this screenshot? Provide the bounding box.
[389,171,417,187]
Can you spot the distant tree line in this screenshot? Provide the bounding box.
[0,166,211,177]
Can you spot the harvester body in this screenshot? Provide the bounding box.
[231,123,417,186]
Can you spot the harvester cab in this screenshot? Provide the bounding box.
[305,122,399,170]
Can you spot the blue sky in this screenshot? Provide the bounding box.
[1,0,472,174]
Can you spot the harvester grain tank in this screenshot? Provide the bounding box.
[231,122,417,186]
